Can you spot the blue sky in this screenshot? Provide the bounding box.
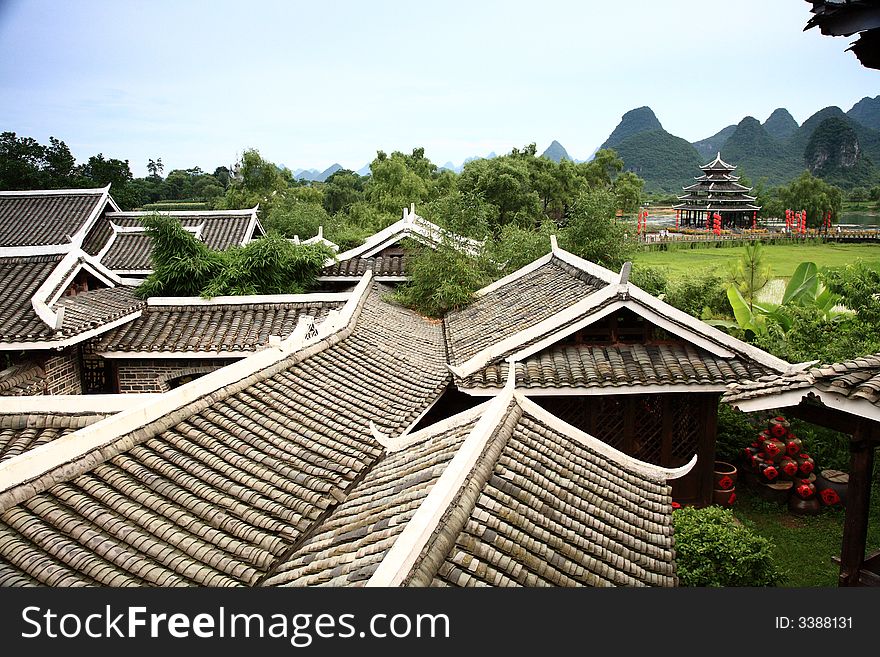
[1,0,877,176]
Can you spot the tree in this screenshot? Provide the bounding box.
[217,148,290,211]
[147,158,164,178]
[778,170,843,227]
[322,169,364,215]
[265,196,330,239]
[727,242,771,312]
[612,171,644,216]
[136,212,330,298]
[558,188,634,270]
[0,132,77,189]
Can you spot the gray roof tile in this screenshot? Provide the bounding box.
[0,190,105,248]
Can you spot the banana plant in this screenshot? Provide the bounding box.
[719,262,842,337]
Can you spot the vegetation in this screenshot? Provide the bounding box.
[672,506,782,587]
[135,213,330,298]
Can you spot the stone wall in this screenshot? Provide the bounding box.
[114,358,235,393]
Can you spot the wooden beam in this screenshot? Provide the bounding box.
[839,420,877,587]
[699,394,720,507]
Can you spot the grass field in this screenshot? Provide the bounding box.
[633,243,880,280]
[733,484,880,587]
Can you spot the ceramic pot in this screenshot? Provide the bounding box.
[756,480,792,503]
[789,495,821,515]
[713,461,738,491]
[816,469,848,506]
[768,416,790,438]
[713,488,736,508]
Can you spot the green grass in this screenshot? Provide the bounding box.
[633,243,880,280]
[732,484,880,587]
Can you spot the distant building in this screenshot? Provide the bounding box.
[673,153,761,230]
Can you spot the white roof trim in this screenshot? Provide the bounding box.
[107,208,258,217]
[301,226,339,252]
[46,259,120,307]
[99,350,251,360]
[727,386,880,424]
[68,185,112,250]
[449,285,622,378]
[0,187,108,196]
[367,387,515,587]
[317,275,409,283]
[626,285,791,372]
[0,394,161,415]
[0,244,71,258]
[516,394,697,480]
[550,244,619,284]
[146,292,350,307]
[330,211,482,267]
[474,252,554,298]
[0,271,373,497]
[459,383,731,396]
[0,310,143,351]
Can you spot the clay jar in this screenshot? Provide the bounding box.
[713,461,738,491]
[816,469,848,506]
[763,438,786,462]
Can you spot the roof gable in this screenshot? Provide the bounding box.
[449,246,793,386]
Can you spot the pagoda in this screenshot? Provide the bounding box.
[674,152,761,230]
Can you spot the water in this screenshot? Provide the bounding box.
[639,212,879,229]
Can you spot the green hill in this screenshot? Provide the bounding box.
[600,107,663,150]
[541,140,572,162]
[847,95,880,131]
[788,106,880,174]
[762,108,799,140]
[805,117,879,188]
[692,125,736,160]
[722,116,803,185]
[614,129,702,193]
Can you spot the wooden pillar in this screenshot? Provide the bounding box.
[839,421,875,586]
[698,394,719,506]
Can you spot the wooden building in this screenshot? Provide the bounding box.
[725,355,880,587]
[674,153,761,230]
[444,240,795,506]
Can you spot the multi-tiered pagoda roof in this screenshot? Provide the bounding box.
[674,153,761,229]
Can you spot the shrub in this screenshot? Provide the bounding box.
[665,273,728,319]
[715,404,757,463]
[673,506,782,587]
[630,265,669,297]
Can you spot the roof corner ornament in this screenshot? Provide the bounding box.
[53,306,65,331]
[369,420,393,449]
[549,234,559,252]
[618,261,632,285]
[504,358,517,390]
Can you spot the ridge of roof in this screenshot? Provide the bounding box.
[0,186,110,196]
[106,207,259,218]
[0,271,374,513]
[329,206,483,267]
[365,381,695,587]
[145,292,350,307]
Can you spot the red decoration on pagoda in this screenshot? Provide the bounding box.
[752,210,757,229]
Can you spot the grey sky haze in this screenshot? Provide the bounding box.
[1,0,877,176]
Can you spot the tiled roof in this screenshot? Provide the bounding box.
[0,255,63,341]
[0,413,107,464]
[100,232,154,271]
[321,255,407,278]
[444,256,610,365]
[86,211,261,273]
[459,343,778,391]
[427,403,678,587]
[0,286,451,586]
[266,392,685,587]
[0,362,45,396]
[723,353,880,409]
[0,189,107,248]
[0,253,142,346]
[55,287,145,336]
[264,414,479,587]
[96,298,345,355]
